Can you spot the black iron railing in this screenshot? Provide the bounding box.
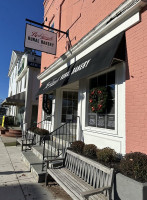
[42,119,78,170]
[21,115,53,150]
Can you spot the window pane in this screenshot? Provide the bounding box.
[106,115,115,129]
[90,77,97,89]
[62,99,68,107]
[62,91,78,123]
[88,71,115,130]
[72,92,78,99]
[97,114,105,128]
[107,71,115,85]
[62,107,66,114]
[62,115,66,123]
[68,92,72,99]
[88,114,96,127]
[108,84,115,99]
[107,100,115,114]
[67,107,72,114]
[98,74,106,86]
[63,92,67,99]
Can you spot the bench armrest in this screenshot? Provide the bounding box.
[21,138,34,142]
[81,186,111,199]
[45,157,65,163]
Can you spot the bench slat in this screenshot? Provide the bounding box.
[47,150,114,200]
[66,150,112,174]
[63,168,102,200]
[48,168,80,200]
[48,168,107,200]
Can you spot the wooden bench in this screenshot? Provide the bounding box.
[46,149,114,200]
[17,130,36,151]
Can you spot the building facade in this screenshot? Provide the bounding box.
[3,50,41,129]
[37,0,147,154]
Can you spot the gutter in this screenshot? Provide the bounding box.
[38,0,147,81]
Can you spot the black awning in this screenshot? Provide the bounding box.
[37,32,126,95]
[2,92,25,106]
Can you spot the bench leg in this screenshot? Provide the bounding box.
[45,172,48,186]
[21,141,23,151]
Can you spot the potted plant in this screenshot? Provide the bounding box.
[70,141,147,200]
[28,127,50,145]
[113,152,147,200]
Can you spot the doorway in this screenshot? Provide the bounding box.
[61,91,78,123]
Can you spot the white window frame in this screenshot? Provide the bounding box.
[61,89,78,124]
[81,62,125,138]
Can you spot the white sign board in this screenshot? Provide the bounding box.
[25,24,57,55]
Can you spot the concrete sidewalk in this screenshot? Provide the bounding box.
[0,136,62,200]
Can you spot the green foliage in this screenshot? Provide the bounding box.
[29,127,49,135]
[89,87,108,113]
[96,147,118,163]
[83,144,97,159]
[71,141,85,154]
[119,152,147,183]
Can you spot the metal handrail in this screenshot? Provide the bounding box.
[42,117,79,171]
[21,115,53,150]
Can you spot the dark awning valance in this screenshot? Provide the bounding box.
[2,92,25,106]
[37,32,126,95]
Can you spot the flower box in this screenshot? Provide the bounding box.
[113,173,147,200]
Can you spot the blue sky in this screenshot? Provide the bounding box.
[0,0,44,101]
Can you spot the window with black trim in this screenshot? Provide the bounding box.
[87,70,115,130]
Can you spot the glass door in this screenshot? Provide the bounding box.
[61,91,78,123]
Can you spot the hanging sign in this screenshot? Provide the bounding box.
[42,94,52,114]
[25,24,57,55]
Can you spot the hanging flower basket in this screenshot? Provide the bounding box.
[89,87,108,113]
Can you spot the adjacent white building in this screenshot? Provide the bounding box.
[3,50,41,130]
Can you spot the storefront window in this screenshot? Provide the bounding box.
[88,70,115,129]
[62,91,78,123]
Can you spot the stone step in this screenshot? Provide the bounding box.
[32,145,58,160]
[21,150,46,183]
[5,130,22,137]
[21,148,64,183]
[9,129,22,134]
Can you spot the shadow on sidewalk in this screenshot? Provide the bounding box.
[0,171,30,175]
[0,182,54,200]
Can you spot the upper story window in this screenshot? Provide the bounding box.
[18,58,25,76]
[50,22,54,33]
[87,71,115,130]
[24,74,27,89]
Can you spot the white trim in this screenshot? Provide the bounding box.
[41,12,140,83]
[80,62,126,154]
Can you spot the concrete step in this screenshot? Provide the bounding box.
[21,150,46,183]
[5,130,22,137]
[21,147,64,183]
[32,145,58,160]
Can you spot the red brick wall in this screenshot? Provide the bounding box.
[39,1,147,154]
[41,0,125,71]
[38,0,125,122]
[125,6,147,154]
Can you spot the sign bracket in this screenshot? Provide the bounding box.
[26,18,69,37]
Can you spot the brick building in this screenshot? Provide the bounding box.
[37,0,147,154]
